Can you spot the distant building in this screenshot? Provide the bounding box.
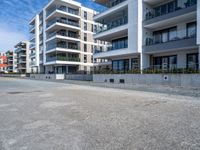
[15,41,30,74]
[29,0,104,74]
[5,50,17,73]
[0,52,8,73]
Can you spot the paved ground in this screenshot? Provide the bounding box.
[0,78,200,150]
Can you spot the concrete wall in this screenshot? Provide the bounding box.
[65,74,93,81]
[30,74,65,80]
[0,74,26,78]
[93,74,200,88]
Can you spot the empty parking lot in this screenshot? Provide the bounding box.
[0,77,200,150]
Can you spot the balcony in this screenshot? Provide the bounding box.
[94,44,129,59]
[144,0,197,29]
[143,35,197,54]
[30,61,36,66]
[46,56,80,63]
[29,25,35,32]
[94,17,128,41]
[30,43,35,49]
[46,31,80,41]
[95,0,127,8]
[46,42,80,52]
[94,0,128,20]
[29,52,36,57]
[46,6,79,18]
[46,18,80,30]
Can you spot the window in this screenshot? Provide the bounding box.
[153,55,177,70]
[84,22,87,31]
[131,58,140,69]
[112,37,128,50]
[153,26,177,44]
[169,27,177,41]
[187,22,196,38]
[187,53,198,70]
[84,44,87,52]
[112,59,129,71]
[84,55,87,63]
[84,33,87,41]
[84,11,87,20]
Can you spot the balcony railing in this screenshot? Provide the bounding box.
[30,61,36,66]
[145,34,196,46]
[29,25,35,31]
[145,0,197,20]
[46,6,79,17]
[46,43,80,51]
[96,16,128,34]
[29,53,36,57]
[46,56,80,62]
[94,44,128,54]
[30,43,35,49]
[47,31,80,40]
[46,18,80,28]
[105,0,127,8]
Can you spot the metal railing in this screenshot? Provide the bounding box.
[46,43,80,51]
[96,16,128,34]
[47,31,80,40]
[29,53,36,57]
[46,18,80,28]
[145,33,196,46]
[46,6,79,17]
[94,44,128,54]
[145,0,197,20]
[46,56,80,62]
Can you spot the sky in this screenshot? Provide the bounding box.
[0,0,103,52]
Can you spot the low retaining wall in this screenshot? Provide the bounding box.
[30,74,65,80]
[0,74,26,78]
[65,74,93,81]
[93,74,200,88]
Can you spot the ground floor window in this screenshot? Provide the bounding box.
[112,59,129,71]
[131,58,140,69]
[187,53,199,70]
[153,55,177,70]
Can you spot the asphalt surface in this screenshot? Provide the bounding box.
[0,77,200,150]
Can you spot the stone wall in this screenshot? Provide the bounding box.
[93,74,200,88]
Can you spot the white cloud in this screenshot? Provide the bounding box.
[0,23,27,52]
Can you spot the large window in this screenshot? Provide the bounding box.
[112,37,128,50]
[112,59,129,71]
[153,27,177,44]
[187,22,196,38]
[154,0,177,17]
[187,53,199,70]
[153,55,177,70]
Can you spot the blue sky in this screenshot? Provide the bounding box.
[0,0,103,51]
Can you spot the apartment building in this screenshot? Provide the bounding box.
[15,41,30,74]
[142,0,199,71]
[93,0,200,72]
[5,50,17,73]
[29,0,103,74]
[93,0,142,72]
[0,52,7,73]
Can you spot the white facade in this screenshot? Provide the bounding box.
[29,0,104,74]
[94,0,200,72]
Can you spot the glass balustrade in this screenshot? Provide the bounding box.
[46,56,80,62]
[46,6,79,17]
[145,0,197,20]
[46,18,80,28]
[97,17,128,34]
